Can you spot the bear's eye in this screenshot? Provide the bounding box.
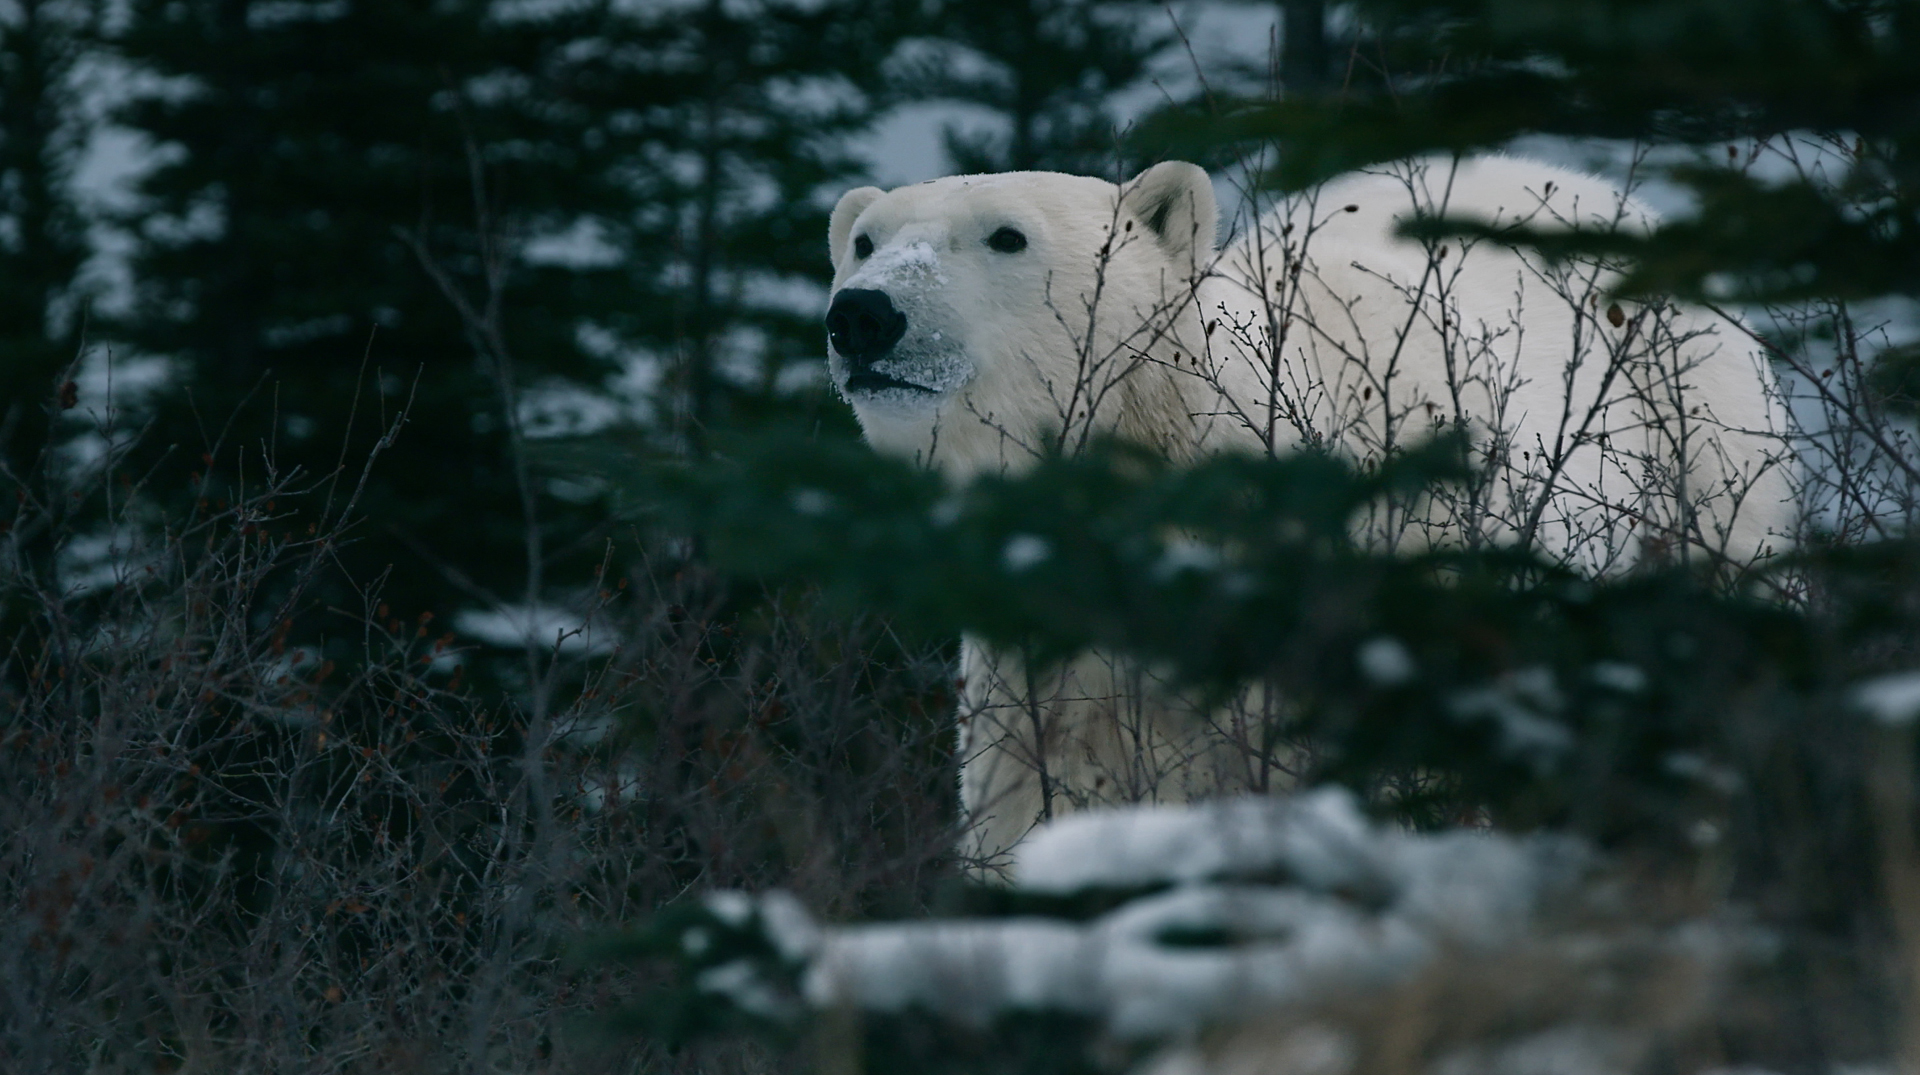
[853,234,873,258]
[987,226,1028,254]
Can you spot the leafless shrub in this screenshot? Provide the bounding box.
[0,381,958,1073]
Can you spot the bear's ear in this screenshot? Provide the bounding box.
[829,186,884,265]
[1119,161,1217,265]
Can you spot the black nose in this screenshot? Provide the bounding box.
[826,288,907,365]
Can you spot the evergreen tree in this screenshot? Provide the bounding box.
[107,0,899,653]
[563,0,893,449]
[108,0,638,649]
[1279,0,1331,92]
[894,0,1174,176]
[1148,0,1920,316]
[0,0,92,481]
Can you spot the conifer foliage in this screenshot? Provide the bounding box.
[568,0,894,444]
[1148,0,1920,328]
[889,0,1172,175]
[628,431,1833,842]
[0,0,91,482]
[109,0,624,638]
[98,0,895,655]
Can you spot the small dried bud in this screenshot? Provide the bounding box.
[1606,303,1626,328]
[58,381,78,410]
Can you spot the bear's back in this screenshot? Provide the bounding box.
[1193,155,1791,571]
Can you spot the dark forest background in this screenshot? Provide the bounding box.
[3,0,1256,659]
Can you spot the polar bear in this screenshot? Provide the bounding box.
[824,156,1792,870]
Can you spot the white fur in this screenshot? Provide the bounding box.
[827,157,1794,872]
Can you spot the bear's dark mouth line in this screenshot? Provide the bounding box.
[845,371,937,394]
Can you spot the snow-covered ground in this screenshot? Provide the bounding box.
[659,788,1746,1073]
[813,792,1573,1036]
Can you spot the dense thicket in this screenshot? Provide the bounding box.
[0,448,958,1072]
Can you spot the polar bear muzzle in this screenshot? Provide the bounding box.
[826,287,936,395]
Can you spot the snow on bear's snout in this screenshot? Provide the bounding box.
[827,239,972,405]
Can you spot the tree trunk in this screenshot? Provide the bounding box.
[685,0,726,453]
[1280,0,1327,94]
[0,0,86,477]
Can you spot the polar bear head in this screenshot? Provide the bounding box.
[825,163,1218,475]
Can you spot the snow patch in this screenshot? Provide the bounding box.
[1356,637,1417,686]
[1016,790,1379,894]
[1003,533,1053,572]
[1153,539,1223,580]
[1589,661,1648,693]
[454,604,612,655]
[790,487,834,516]
[678,790,1581,1042]
[854,239,946,289]
[1854,671,1920,726]
[805,919,1095,1025]
[1448,667,1574,769]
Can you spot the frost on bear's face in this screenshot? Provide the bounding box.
[827,237,972,406]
